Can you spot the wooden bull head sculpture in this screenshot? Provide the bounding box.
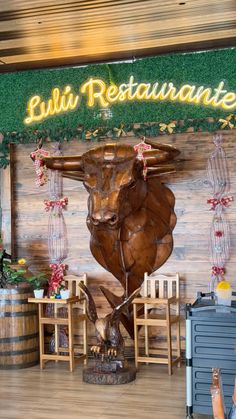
[44,139,180,337]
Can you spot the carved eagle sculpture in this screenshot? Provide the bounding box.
[79,281,140,357]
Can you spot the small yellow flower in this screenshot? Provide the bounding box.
[18,258,26,265]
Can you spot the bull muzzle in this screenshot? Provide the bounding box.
[91,212,119,226]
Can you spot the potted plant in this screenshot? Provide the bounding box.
[26,273,48,298]
[2,262,28,288]
[0,253,35,289]
[59,284,71,299]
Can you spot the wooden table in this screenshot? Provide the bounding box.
[28,297,79,372]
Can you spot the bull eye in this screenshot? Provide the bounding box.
[128,180,136,188]
[116,171,133,187]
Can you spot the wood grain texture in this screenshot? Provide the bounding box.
[0,145,13,254]
[2,130,236,349]
[0,287,39,369]
[0,363,186,419]
[0,0,235,70]
[0,363,212,419]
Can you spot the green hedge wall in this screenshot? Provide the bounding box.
[0,47,235,133]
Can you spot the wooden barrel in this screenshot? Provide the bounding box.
[0,286,39,369]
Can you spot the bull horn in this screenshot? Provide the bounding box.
[43,155,83,171]
[143,140,180,166]
[146,164,176,177]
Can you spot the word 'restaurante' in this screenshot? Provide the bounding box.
[24,76,236,124]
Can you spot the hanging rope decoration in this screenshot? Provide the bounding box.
[133,136,152,180]
[46,143,68,294]
[206,134,233,288]
[30,142,68,295]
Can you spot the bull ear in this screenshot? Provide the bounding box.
[143,140,180,166]
[43,155,83,172]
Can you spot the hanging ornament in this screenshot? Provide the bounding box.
[211,266,225,277]
[218,114,234,130]
[85,130,92,140]
[30,142,69,302]
[47,207,68,263]
[159,122,176,134]
[44,197,68,212]
[113,124,126,138]
[47,143,68,267]
[30,148,49,187]
[43,143,69,298]
[207,196,233,210]
[215,230,223,238]
[133,136,151,159]
[133,136,151,181]
[206,134,232,289]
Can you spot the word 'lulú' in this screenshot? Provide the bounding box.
[24,76,236,125]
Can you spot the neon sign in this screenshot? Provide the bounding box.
[24,76,236,125]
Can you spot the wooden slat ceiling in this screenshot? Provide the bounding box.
[0,0,235,72]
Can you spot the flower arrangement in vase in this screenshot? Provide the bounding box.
[0,253,28,288]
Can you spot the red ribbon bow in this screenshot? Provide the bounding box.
[207,196,233,210]
[212,266,225,276]
[44,197,68,211]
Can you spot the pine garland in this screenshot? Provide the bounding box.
[0,115,235,168]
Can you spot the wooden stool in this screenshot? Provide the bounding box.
[29,296,79,372]
[63,274,88,364]
[133,272,181,375]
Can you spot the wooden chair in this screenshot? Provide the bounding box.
[132,272,181,375]
[61,273,88,365]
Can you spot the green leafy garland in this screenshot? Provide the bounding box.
[0,114,235,168]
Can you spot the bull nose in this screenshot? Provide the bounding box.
[91,217,100,226]
[91,213,118,226]
[108,214,118,225]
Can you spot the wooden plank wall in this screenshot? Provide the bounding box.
[1,130,236,348]
[0,144,15,255]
